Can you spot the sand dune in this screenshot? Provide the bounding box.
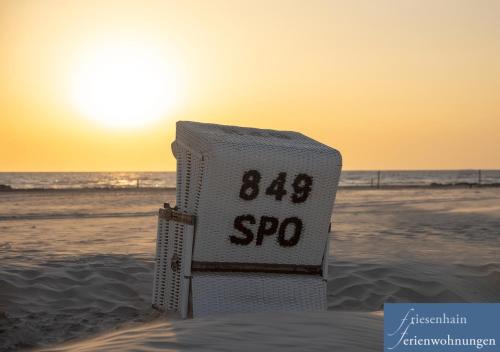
[39,311,383,352]
[1,255,159,350]
[1,188,500,351]
[4,258,499,351]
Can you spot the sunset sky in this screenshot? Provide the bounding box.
[1,0,499,171]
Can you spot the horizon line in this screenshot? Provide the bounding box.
[1,169,499,173]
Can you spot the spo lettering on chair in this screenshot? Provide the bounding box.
[152,121,342,318]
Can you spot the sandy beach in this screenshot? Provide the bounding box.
[2,0,500,349]
[1,187,500,351]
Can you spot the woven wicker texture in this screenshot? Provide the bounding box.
[175,121,342,266]
[152,215,194,317]
[154,121,341,317]
[152,216,169,308]
[192,272,327,317]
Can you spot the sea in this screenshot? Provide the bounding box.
[1,170,500,189]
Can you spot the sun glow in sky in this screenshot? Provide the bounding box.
[70,41,180,129]
[0,0,499,171]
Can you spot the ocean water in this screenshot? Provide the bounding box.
[0,170,499,189]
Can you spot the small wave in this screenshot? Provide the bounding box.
[0,211,156,221]
[1,184,500,192]
[1,170,500,190]
[0,186,176,192]
[0,242,12,249]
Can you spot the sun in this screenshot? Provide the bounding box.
[71,42,180,128]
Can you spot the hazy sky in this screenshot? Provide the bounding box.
[1,0,499,171]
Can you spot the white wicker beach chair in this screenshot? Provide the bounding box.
[152,121,342,318]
